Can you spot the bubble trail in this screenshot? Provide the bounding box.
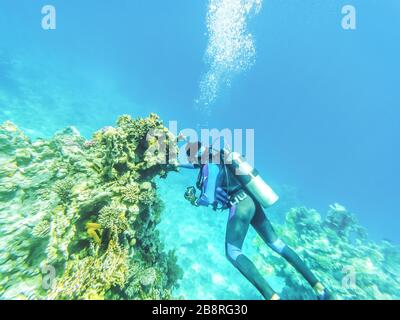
[197,0,263,108]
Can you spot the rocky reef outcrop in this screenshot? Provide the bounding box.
[0,114,182,300]
[253,204,400,300]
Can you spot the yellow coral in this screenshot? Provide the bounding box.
[86,222,101,245]
[98,203,128,234]
[85,289,105,300]
[49,239,128,300]
[86,222,101,229]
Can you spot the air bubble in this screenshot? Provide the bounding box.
[197,0,263,108]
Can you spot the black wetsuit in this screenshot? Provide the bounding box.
[183,161,320,299]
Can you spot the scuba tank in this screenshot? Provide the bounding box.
[221,149,279,208]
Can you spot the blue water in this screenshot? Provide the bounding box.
[1,0,399,299]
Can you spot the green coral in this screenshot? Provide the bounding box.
[98,202,129,234]
[121,183,141,204]
[138,182,156,205]
[121,182,156,206]
[140,267,157,287]
[49,240,128,300]
[93,113,179,182]
[32,219,51,239]
[323,203,367,240]
[252,204,400,300]
[0,114,181,300]
[54,179,75,204]
[46,206,77,264]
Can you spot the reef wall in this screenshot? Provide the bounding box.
[0,114,182,300]
[252,204,400,300]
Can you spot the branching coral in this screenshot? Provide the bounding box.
[54,179,75,204]
[139,183,156,206]
[32,219,51,239]
[98,203,128,234]
[120,182,156,207]
[49,240,128,300]
[121,183,141,204]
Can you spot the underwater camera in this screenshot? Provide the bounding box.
[184,186,198,206]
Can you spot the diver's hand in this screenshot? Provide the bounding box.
[184,186,199,206]
[177,132,188,142]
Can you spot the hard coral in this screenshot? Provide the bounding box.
[252,205,400,300]
[49,240,128,300]
[0,115,181,300]
[54,179,75,204]
[98,203,128,234]
[32,219,51,239]
[121,183,140,204]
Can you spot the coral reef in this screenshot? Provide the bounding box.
[252,205,400,300]
[1,112,398,300]
[0,114,182,300]
[54,179,75,204]
[98,203,128,234]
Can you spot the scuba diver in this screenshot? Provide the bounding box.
[177,136,331,300]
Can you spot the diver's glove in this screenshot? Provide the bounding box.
[314,283,333,300]
[184,186,199,207]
